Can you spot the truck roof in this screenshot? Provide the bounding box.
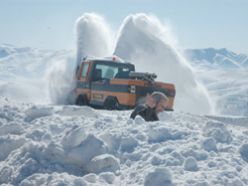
[83,56,132,64]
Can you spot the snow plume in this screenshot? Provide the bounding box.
[0,46,58,104]
[0,44,75,105]
[45,55,77,104]
[114,14,213,114]
[76,13,113,64]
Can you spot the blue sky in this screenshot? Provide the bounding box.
[0,0,247,53]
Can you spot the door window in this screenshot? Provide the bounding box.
[81,63,89,78]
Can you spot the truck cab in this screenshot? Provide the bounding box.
[75,57,175,110]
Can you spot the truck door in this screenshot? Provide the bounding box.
[90,63,119,106]
[76,61,92,101]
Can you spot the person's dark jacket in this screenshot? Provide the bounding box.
[130,104,159,121]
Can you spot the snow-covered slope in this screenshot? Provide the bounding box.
[183,48,248,116]
[0,98,248,186]
[193,68,248,116]
[184,48,248,69]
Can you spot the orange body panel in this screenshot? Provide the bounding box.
[110,79,146,86]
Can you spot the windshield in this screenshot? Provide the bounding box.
[92,61,135,81]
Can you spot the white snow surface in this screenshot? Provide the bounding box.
[0,98,248,185]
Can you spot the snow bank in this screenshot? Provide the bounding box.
[0,99,248,185]
[19,172,87,186]
[239,144,248,162]
[66,134,107,166]
[114,14,213,114]
[201,137,217,152]
[144,168,173,186]
[86,154,120,174]
[0,135,26,161]
[184,157,199,172]
[204,121,233,144]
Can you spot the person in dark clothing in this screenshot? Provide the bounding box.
[130,92,169,121]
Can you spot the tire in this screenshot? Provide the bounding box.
[104,97,119,110]
[75,94,88,106]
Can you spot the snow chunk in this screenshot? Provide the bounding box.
[19,172,87,186]
[86,154,120,174]
[0,166,13,184]
[57,106,98,118]
[62,126,87,149]
[239,144,248,163]
[24,106,53,122]
[100,133,121,154]
[151,155,165,166]
[192,181,209,186]
[134,115,145,125]
[0,122,24,136]
[182,149,208,161]
[82,173,97,183]
[202,138,217,152]
[184,157,199,172]
[211,128,232,144]
[208,161,217,168]
[226,178,244,186]
[144,168,173,186]
[67,134,107,166]
[165,151,185,166]
[204,121,232,144]
[0,135,26,160]
[148,127,187,143]
[99,172,116,184]
[0,105,22,122]
[120,136,138,153]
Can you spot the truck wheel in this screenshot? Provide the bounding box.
[104,97,119,110]
[76,94,88,106]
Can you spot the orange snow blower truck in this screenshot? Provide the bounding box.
[75,57,176,110]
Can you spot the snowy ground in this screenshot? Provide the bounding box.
[0,98,248,186]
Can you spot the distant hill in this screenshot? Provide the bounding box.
[0,44,34,58]
[184,48,248,69]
